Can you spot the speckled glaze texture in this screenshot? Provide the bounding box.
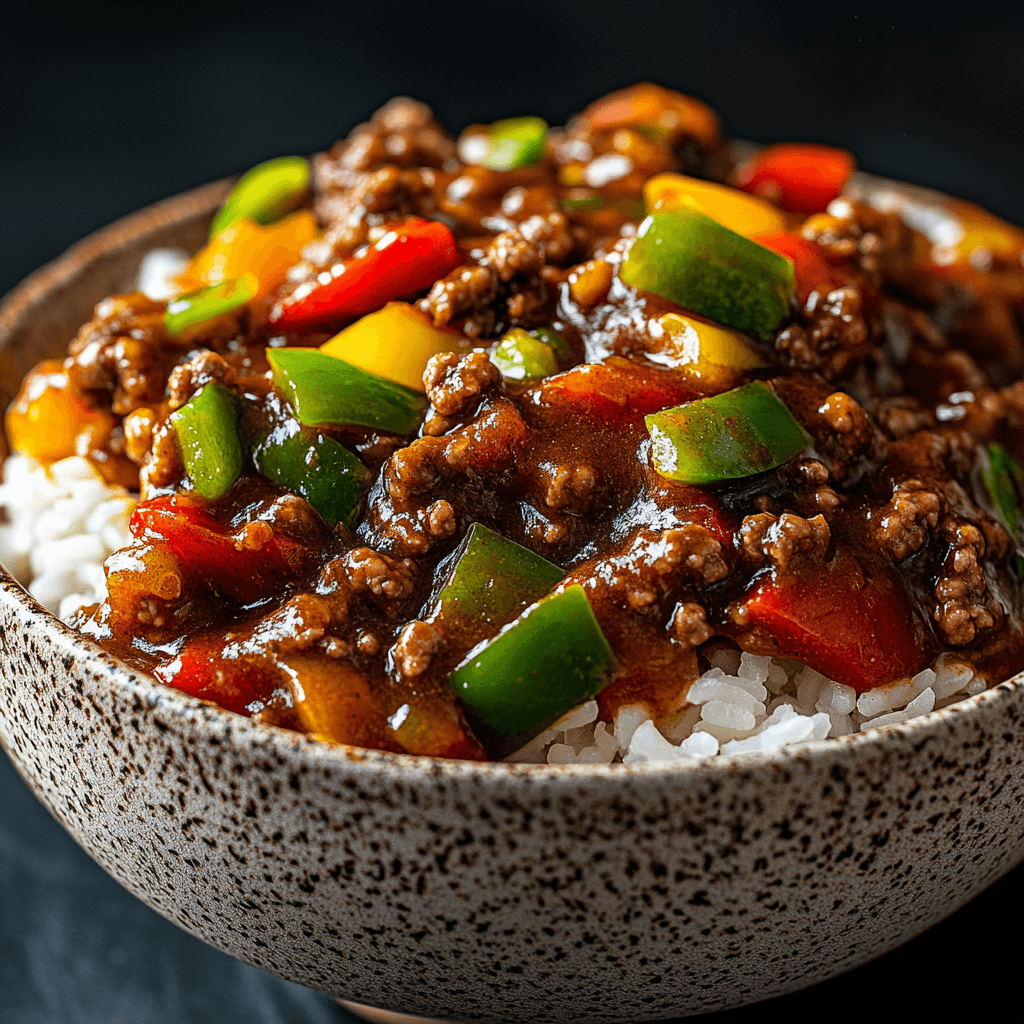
[3,180,1024,1023]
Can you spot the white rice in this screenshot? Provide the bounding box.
[0,454,133,621]
[506,648,989,766]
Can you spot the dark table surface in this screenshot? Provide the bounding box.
[4,3,1024,1021]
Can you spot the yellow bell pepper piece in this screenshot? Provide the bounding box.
[176,210,316,300]
[5,360,115,464]
[644,173,786,239]
[655,311,767,388]
[320,301,471,393]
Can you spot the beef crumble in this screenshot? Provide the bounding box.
[9,83,1024,760]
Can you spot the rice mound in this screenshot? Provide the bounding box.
[0,454,133,621]
[507,648,988,766]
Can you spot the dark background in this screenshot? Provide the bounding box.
[3,1,1024,1021]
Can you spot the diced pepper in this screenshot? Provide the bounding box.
[492,328,559,381]
[209,156,310,237]
[165,274,258,341]
[581,83,721,150]
[654,311,767,388]
[170,382,243,500]
[532,326,575,366]
[5,360,114,464]
[643,173,786,238]
[434,522,564,632]
[449,583,619,745]
[178,211,317,301]
[980,443,1024,575]
[982,443,1023,536]
[267,348,427,434]
[279,651,397,749]
[733,144,854,214]
[129,494,305,603]
[387,699,487,760]
[252,427,367,528]
[461,116,548,171]
[751,230,838,304]
[539,358,694,428]
[269,219,461,333]
[154,640,279,716]
[646,381,809,484]
[320,301,469,393]
[739,549,929,692]
[620,210,795,340]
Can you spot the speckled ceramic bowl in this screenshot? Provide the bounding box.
[3,178,1024,1024]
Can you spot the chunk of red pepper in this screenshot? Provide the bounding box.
[750,231,839,304]
[269,219,461,332]
[154,639,279,716]
[734,144,855,214]
[539,359,695,428]
[129,494,306,603]
[738,549,930,692]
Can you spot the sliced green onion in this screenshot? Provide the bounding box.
[267,348,427,435]
[646,380,809,484]
[450,584,618,745]
[210,156,310,237]
[492,328,558,381]
[170,383,244,500]
[253,427,368,528]
[620,209,794,340]
[165,274,257,340]
[982,443,1023,537]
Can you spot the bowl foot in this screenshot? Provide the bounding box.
[337,998,453,1024]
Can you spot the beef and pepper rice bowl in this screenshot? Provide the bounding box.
[2,82,1023,766]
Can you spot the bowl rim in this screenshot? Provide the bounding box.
[2,175,1020,782]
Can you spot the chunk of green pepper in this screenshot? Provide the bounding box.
[981,443,1024,576]
[646,380,809,484]
[434,523,564,631]
[267,348,427,435]
[210,156,310,237]
[165,275,257,340]
[620,209,794,340]
[492,329,559,381]
[170,382,244,500]
[449,584,619,744]
[475,117,548,171]
[252,427,368,528]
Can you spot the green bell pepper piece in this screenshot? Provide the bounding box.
[267,348,427,435]
[434,523,564,631]
[981,443,1024,576]
[620,209,794,340]
[170,382,244,500]
[480,116,548,171]
[982,443,1023,537]
[646,380,810,484]
[210,156,310,237]
[449,583,619,742]
[532,326,574,367]
[252,428,368,528]
[165,275,257,340]
[492,328,559,381]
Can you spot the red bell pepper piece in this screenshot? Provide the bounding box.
[751,231,839,304]
[739,549,930,693]
[154,639,278,716]
[539,359,695,428]
[130,494,306,603]
[269,218,462,332]
[734,144,855,214]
